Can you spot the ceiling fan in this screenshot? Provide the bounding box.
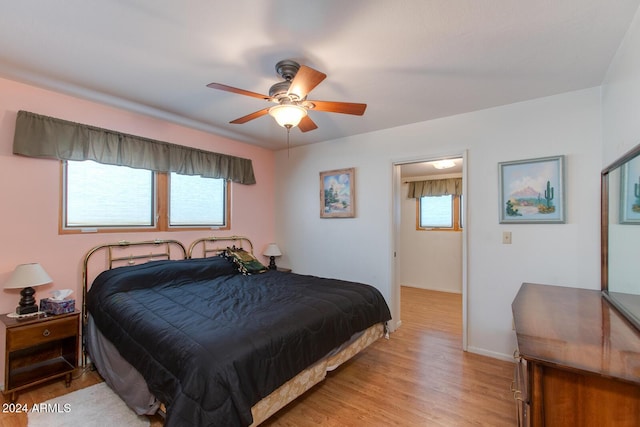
[206,60,367,132]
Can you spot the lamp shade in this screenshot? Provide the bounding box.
[263,243,282,257]
[268,104,307,128]
[4,263,52,289]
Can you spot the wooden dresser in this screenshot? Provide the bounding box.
[512,283,640,426]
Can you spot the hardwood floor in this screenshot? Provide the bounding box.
[263,287,516,426]
[0,287,516,426]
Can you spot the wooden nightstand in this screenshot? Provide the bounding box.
[277,267,292,273]
[2,311,79,402]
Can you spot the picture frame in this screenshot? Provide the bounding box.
[498,155,565,224]
[320,168,355,218]
[620,155,640,224]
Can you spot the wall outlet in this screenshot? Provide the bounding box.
[502,231,512,244]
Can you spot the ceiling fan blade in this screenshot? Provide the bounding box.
[229,108,270,124]
[298,115,318,132]
[206,82,270,100]
[311,101,367,115]
[287,65,326,99]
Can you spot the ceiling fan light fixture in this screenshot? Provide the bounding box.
[268,104,307,128]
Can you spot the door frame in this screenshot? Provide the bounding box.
[391,150,468,350]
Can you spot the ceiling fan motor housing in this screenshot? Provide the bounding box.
[269,81,292,99]
[271,60,304,102]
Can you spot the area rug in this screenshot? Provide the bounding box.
[28,382,149,427]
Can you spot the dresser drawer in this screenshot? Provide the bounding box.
[7,316,78,352]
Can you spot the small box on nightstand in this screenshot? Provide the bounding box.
[39,298,76,315]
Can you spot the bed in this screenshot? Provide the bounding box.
[82,237,391,427]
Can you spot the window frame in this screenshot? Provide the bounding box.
[416,194,463,232]
[59,161,231,234]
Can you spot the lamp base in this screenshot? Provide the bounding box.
[16,286,38,315]
[16,304,38,315]
[268,256,277,270]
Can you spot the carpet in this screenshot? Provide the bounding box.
[28,382,150,427]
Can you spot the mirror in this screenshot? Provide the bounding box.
[602,143,640,331]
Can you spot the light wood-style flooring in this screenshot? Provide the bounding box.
[1,287,516,426]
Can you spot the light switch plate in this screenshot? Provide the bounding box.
[502,231,512,244]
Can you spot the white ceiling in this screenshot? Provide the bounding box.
[1,1,638,150]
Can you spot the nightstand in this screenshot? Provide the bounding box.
[277,267,292,273]
[2,311,79,402]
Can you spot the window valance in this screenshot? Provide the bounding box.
[12,110,256,185]
[407,178,462,198]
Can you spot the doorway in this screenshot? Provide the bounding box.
[392,153,468,350]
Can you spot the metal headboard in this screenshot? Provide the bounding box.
[81,239,186,365]
[188,235,254,259]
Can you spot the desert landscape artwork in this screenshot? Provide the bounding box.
[499,156,565,223]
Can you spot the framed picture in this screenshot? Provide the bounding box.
[320,168,355,218]
[498,155,565,223]
[620,155,640,224]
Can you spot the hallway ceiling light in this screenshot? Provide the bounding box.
[432,160,456,169]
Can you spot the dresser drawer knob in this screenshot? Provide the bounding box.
[42,329,51,337]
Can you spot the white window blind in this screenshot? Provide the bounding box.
[169,173,226,226]
[419,195,453,228]
[65,160,154,227]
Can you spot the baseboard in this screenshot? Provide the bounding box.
[466,345,514,363]
[387,319,402,333]
[401,284,462,295]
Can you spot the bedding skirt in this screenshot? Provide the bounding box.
[87,317,385,424]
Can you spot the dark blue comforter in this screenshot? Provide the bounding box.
[86,256,391,427]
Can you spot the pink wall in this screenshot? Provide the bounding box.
[0,77,275,385]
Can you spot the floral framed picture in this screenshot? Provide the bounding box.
[620,155,640,224]
[498,155,565,223]
[320,168,355,218]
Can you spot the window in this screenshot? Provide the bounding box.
[61,160,229,233]
[417,194,463,231]
[65,161,154,227]
[169,173,226,226]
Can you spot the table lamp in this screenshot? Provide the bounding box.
[263,243,282,270]
[4,263,52,315]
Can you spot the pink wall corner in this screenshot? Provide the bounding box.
[0,77,276,385]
